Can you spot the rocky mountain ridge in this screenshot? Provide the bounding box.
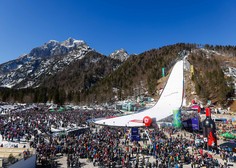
[0,38,128,88]
[29,38,88,58]
[109,49,129,62]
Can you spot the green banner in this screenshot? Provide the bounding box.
[173,108,182,128]
[162,68,165,77]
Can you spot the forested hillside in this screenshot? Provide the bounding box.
[188,49,234,106]
[82,43,196,103]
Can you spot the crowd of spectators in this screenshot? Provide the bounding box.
[0,104,235,167]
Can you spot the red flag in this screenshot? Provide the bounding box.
[208,131,215,146]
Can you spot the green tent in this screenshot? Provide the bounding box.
[220,132,236,139]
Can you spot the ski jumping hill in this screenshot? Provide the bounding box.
[94,59,184,127]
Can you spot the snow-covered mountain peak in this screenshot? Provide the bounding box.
[45,40,60,47]
[61,37,85,48]
[109,49,129,62]
[28,38,89,58]
[0,37,92,88]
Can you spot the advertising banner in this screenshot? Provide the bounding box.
[131,127,139,135]
[173,108,182,128]
[131,127,140,141]
[182,117,199,131]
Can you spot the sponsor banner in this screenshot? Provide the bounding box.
[131,127,139,135]
[173,108,182,128]
[131,127,140,141]
[182,117,199,130]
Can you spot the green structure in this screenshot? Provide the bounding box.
[162,67,165,77]
[173,108,182,128]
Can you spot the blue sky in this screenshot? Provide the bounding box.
[0,0,236,63]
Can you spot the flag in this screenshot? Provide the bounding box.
[208,131,216,147]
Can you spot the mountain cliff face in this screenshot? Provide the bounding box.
[0,38,92,88]
[29,38,88,58]
[109,49,129,62]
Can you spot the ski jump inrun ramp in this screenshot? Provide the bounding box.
[95,60,184,127]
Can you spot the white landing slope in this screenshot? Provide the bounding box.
[95,60,184,127]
